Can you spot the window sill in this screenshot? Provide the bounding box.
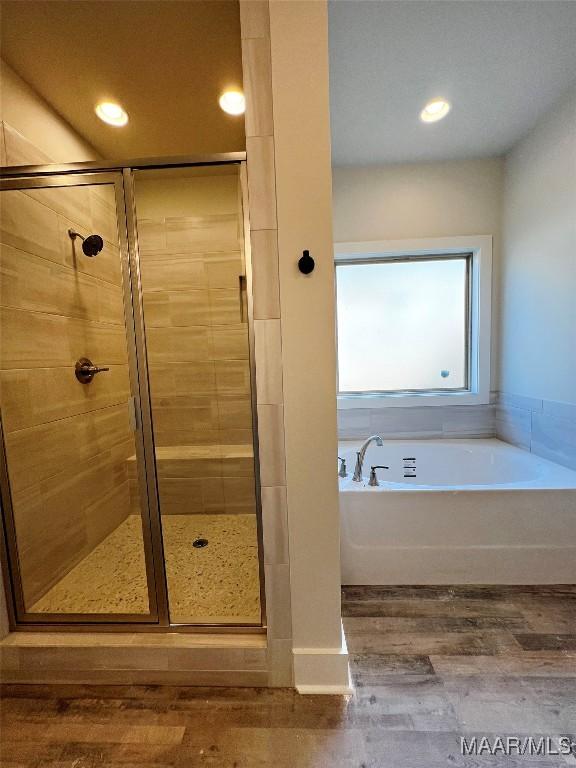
[337,391,491,409]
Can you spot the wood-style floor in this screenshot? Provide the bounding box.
[1,585,575,767]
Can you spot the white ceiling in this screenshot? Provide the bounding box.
[329,0,576,166]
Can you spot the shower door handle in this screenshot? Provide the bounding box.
[238,274,247,323]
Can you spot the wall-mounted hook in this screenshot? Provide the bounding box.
[68,229,104,257]
[298,249,315,275]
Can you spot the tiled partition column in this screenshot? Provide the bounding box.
[240,0,293,687]
[241,0,350,692]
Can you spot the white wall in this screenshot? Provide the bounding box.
[269,0,349,691]
[499,86,576,404]
[332,157,503,390]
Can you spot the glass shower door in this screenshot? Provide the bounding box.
[0,174,158,621]
[132,165,263,625]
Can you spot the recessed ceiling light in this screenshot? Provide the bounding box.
[95,101,129,127]
[219,90,245,116]
[420,98,451,123]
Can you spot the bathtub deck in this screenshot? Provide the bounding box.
[2,585,575,767]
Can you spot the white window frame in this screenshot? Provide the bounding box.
[335,235,492,409]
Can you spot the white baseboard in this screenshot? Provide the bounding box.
[292,622,352,695]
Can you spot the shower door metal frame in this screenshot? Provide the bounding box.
[0,154,267,633]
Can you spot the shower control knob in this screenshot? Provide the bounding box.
[75,357,110,384]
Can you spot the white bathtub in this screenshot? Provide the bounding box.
[339,438,576,584]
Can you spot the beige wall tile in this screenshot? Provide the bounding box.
[165,214,238,252]
[0,364,131,433]
[246,136,277,229]
[3,122,52,166]
[155,450,222,480]
[89,186,119,245]
[139,254,206,292]
[201,477,225,512]
[254,319,283,404]
[153,428,219,448]
[264,563,292,639]
[261,485,288,565]
[217,395,253,431]
[136,218,167,252]
[0,307,128,369]
[267,638,294,687]
[12,439,135,606]
[5,403,132,493]
[218,427,253,446]
[242,38,274,137]
[209,288,242,325]
[143,289,210,328]
[150,394,219,434]
[1,189,61,264]
[220,446,255,477]
[83,481,132,553]
[24,184,92,233]
[146,325,210,364]
[251,229,280,319]
[1,243,124,325]
[257,404,286,486]
[211,324,250,361]
[157,477,204,515]
[148,362,216,397]
[205,252,243,289]
[58,217,123,287]
[223,477,256,513]
[215,360,251,394]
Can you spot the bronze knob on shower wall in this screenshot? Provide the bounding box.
[75,357,110,384]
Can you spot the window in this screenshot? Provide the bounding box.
[335,237,492,407]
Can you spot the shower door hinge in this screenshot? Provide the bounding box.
[128,396,140,432]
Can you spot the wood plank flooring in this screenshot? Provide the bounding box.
[1,585,575,767]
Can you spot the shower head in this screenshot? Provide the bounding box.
[68,229,104,257]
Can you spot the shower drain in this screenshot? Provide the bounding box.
[192,538,209,549]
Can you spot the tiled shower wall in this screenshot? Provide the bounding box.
[496,393,576,471]
[0,122,136,607]
[240,0,293,686]
[134,175,256,517]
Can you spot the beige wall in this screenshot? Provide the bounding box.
[333,158,504,243]
[0,59,97,164]
[500,86,576,404]
[332,158,504,390]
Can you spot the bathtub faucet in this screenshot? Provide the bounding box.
[352,435,384,482]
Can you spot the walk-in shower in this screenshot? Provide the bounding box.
[0,155,265,630]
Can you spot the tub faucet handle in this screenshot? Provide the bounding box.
[369,465,389,487]
[338,456,348,478]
